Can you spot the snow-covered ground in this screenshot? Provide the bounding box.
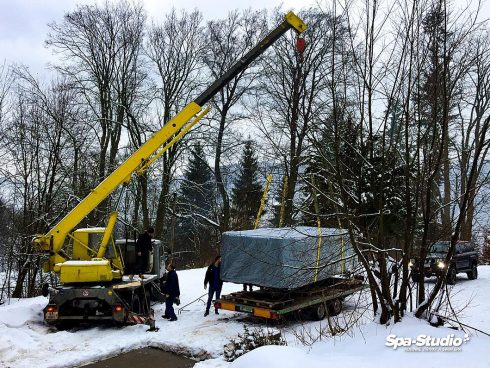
[1,267,490,368]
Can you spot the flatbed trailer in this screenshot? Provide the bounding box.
[215,277,366,320]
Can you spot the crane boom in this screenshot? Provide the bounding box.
[33,11,307,271]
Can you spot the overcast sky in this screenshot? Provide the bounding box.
[1,0,488,76]
[0,0,317,75]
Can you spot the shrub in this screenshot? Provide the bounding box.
[224,325,287,362]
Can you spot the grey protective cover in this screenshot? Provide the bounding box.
[221,227,356,289]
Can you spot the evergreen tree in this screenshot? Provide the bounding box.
[417,1,457,238]
[303,111,364,228]
[173,143,216,267]
[304,109,408,243]
[231,140,263,229]
[180,142,214,216]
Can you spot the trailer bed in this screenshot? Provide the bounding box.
[215,277,366,320]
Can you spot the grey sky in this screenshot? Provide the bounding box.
[0,0,315,75]
[1,0,488,76]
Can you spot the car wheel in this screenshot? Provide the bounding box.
[411,272,421,283]
[55,320,75,331]
[467,265,478,280]
[446,266,457,285]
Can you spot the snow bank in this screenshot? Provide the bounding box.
[206,266,490,368]
[0,268,244,368]
[1,266,490,368]
[229,315,490,368]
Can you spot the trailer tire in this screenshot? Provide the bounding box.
[311,303,327,320]
[328,299,342,316]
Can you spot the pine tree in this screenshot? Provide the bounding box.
[231,140,263,229]
[304,109,408,242]
[180,142,214,216]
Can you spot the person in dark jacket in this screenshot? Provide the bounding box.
[204,255,223,317]
[163,264,180,321]
[135,227,154,278]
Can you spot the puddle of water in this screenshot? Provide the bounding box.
[81,347,195,368]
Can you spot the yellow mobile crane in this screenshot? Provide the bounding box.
[34,12,306,327]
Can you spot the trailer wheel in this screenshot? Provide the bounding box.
[311,303,327,320]
[328,299,343,316]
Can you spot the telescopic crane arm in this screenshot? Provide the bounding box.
[33,11,307,271]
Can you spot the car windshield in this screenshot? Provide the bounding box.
[430,242,449,254]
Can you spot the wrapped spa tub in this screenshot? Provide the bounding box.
[220,226,356,289]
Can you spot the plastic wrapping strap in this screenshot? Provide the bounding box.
[279,176,288,227]
[311,174,322,282]
[314,219,322,282]
[337,217,345,273]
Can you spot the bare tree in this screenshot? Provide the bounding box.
[46,1,146,221]
[2,70,82,297]
[415,22,490,318]
[456,33,490,241]
[145,9,205,237]
[254,9,333,226]
[203,9,268,233]
[0,62,13,126]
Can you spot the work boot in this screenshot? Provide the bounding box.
[204,310,209,317]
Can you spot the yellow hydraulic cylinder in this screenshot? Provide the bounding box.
[97,212,118,259]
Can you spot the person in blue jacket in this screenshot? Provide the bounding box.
[163,263,180,321]
[204,255,223,317]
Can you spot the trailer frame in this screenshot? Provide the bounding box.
[215,277,366,320]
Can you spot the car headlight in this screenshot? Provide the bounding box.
[437,261,445,269]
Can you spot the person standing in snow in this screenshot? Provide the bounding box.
[163,264,180,321]
[204,255,223,316]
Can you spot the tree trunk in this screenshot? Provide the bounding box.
[215,111,230,232]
